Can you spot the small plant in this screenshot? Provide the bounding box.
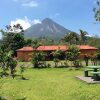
[20,64,26,80]
[73,60,81,68]
[64,62,69,68]
[46,63,51,68]
[52,50,61,68]
[53,59,60,68]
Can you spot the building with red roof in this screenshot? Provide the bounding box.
[17,45,98,61]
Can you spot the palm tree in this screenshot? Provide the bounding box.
[79,29,88,44]
[63,32,79,45]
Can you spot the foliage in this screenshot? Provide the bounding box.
[66,45,80,67]
[0,48,17,78]
[87,36,100,49]
[62,30,88,45]
[96,52,100,60]
[0,30,25,56]
[79,29,88,44]
[6,24,24,33]
[93,0,100,21]
[25,38,33,46]
[83,54,90,66]
[52,50,62,67]
[37,37,55,45]
[32,39,41,50]
[62,32,79,45]
[31,52,46,68]
[73,60,82,67]
[66,45,80,61]
[19,63,26,80]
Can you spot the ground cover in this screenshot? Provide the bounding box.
[0,62,100,100]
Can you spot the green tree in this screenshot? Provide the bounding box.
[0,48,17,78]
[87,36,100,48]
[93,0,100,21]
[0,31,25,56]
[66,45,80,67]
[79,29,88,44]
[31,39,42,68]
[32,39,41,50]
[25,38,33,46]
[0,24,25,55]
[52,50,61,67]
[31,52,46,68]
[63,32,79,45]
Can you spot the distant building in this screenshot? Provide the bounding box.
[17,45,98,61]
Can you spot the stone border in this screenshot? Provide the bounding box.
[76,75,100,84]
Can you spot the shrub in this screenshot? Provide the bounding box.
[31,52,46,68]
[0,49,17,78]
[66,45,80,67]
[73,60,82,67]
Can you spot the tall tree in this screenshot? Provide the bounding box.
[93,0,100,21]
[79,29,88,44]
[0,24,25,56]
[63,32,79,45]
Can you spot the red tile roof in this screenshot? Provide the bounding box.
[17,45,97,52]
[77,45,98,50]
[17,46,34,52]
[37,45,68,51]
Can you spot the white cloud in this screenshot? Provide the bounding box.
[32,19,42,24]
[10,17,31,30]
[13,0,39,8]
[10,16,41,30]
[22,1,39,7]
[55,13,60,17]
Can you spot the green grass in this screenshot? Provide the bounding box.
[0,63,100,100]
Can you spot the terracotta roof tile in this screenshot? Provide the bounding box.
[77,45,98,50]
[37,45,68,51]
[17,46,34,51]
[17,45,97,51]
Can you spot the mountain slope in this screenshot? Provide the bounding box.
[24,18,72,40]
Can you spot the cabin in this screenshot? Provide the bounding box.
[16,45,98,61]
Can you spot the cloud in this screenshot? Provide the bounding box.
[10,16,41,30]
[55,13,60,17]
[22,1,39,7]
[13,0,39,8]
[10,17,31,30]
[32,19,41,24]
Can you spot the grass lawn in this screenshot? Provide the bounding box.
[0,62,100,100]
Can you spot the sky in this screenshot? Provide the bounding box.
[0,0,100,38]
